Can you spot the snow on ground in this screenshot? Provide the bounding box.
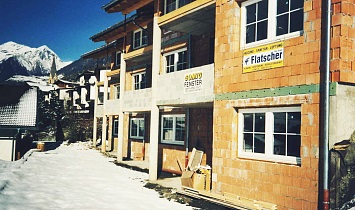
[0,142,194,210]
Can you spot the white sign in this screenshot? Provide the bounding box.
[184,72,203,94]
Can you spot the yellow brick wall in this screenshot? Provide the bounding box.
[330,0,355,83]
[214,0,325,95]
[212,93,320,209]
[212,0,331,208]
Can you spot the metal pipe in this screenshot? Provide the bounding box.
[132,15,148,32]
[123,14,127,53]
[12,129,20,161]
[185,108,190,169]
[188,34,192,68]
[321,0,331,209]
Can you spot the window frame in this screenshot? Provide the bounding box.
[113,119,119,136]
[164,0,190,14]
[163,48,188,73]
[113,84,120,99]
[129,118,145,139]
[115,52,121,67]
[132,72,146,90]
[132,27,148,49]
[240,0,304,49]
[238,106,301,165]
[160,114,185,145]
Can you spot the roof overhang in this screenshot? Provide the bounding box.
[158,0,215,35]
[103,0,153,14]
[82,39,123,59]
[90,13,152,43]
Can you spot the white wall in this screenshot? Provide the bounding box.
[123,89,152,112]
[0,139,15,161]
[330,83,355,147]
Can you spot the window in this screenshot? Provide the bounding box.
[115,52,121,67]
[113,119,119,136]
[241,0,303,48]
[114,84,120,99]
[130,118,144,139]
[164,0,191,14]
[164,48,188,73]
[133,28,148,49]
[133,72,146,90]
[98,92,104,105]
[238,107,301,164]
[161,114,185,145]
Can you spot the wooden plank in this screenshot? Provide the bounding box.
[122,0,153,15]
[181,188,277,210]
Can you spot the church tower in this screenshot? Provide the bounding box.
[48,57,58,84]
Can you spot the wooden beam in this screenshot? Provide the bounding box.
[106,70,120,77]
[124,45,153,60]
[158,0,215,26]
[122,0,153,15]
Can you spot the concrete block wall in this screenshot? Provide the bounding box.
[156,64,214,105]
[105,100,120,115]
[123,89,152,112]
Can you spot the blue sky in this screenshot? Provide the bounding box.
[0,0,124,62]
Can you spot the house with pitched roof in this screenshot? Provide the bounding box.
[0,82,38,161]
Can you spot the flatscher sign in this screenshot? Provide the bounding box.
[184,71,202,94]
[243,41,284,73]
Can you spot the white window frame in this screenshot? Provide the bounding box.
[129,118,144,139]
[114,84,120,99]
[163,48,188,73]
[132,72,146,90]
[240,0,304,49]
[164,0,190,14]
[113,119,119,136]
[161,114,185,145]
[133,27,148,49]
[115,52,121,67]
[238,106,301,165]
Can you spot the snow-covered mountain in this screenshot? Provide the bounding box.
[0,41,71,81]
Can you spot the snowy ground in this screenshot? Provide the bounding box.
[0,142,195,210]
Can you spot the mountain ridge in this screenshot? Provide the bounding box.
[0,41,72,82]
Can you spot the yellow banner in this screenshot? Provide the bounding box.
[243,42,284,73]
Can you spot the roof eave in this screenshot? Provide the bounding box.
[89,14,138,42]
